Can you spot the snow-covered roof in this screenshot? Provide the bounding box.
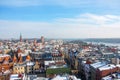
[10,74,22,80]
[99,64,116,71]
[33,77,49,80]
[25,50,32,53]
[52,75,81,80]
[102,52,113,55]
[116,64,120,68]
[32,52,44,54]
[102,73,120,80]
[90,61,107,68]
[18,52,28,57]
[44,61,55,66]
[102,76,112,80]
[4,70,11,74]
[0,54,10,57]
[52,75,67,80]
[26,62,34,66]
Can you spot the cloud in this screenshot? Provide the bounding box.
[0,13,120,38]
[55,13,120,25]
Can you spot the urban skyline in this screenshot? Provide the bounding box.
[0,0,120,39]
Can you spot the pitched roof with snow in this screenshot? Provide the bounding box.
[98,64,116,71]
[90,61,107,69]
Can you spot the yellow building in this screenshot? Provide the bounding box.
[13,54,26,74]
[13,65,26,74]
[33,61,40,70]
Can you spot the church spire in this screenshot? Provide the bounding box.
[20,33,22,42]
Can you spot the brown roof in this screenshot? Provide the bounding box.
[18,55,23,63]
[13,55,17,62]
[26,55,31,61]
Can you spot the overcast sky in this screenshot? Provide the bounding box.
[0,0,120,39]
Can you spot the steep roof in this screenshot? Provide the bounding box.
[18,55,23,63]
[13,55,17,63]
[26,54,31,61]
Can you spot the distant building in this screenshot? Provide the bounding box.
[20,33,22,42]
[41,36,45,44]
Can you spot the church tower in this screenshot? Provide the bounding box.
[20,33,22,42]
